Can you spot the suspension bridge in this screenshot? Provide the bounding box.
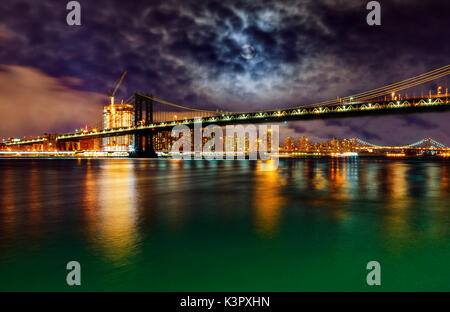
[5,65,450,156]
[355,137,449,151]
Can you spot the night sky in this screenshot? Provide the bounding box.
[0,0,449,145]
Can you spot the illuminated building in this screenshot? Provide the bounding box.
[284,137,360,154]
[102,103,134,152]
[283,137,295,152]
[154,131,174,152]
[297,136,309,152]
[267,128,272,152]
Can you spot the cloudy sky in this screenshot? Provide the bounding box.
[0,0,449,145]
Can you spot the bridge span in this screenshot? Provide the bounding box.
[5,95,449,156]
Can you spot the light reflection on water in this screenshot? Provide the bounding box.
[83,160,139,266]
[252,160,285,238]
[0,158,450,291]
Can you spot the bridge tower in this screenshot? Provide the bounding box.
[423,138,432,149]
[133,93,157,158]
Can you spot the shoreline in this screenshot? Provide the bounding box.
[0,153,448,160]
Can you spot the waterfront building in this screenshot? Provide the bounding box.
[102,103,134,152]
[284,137,295,152]
[154,131,174,152]
[297,136,310,152]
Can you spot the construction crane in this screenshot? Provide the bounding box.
[107,71,127,105]
[105,71,128,130]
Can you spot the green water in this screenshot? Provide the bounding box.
[0,158,450,291]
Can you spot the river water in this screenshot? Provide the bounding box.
[0,158,449,291]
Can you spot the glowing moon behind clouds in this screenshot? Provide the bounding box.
[240,44,256,60]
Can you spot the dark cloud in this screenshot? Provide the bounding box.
[0,0,448,144]
[397,116,439,130]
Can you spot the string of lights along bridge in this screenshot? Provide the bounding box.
[355,138,448,151]
[4,65,450,156]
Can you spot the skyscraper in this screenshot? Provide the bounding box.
[284,137,295,152]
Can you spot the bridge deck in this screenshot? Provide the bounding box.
[6,96,450,145]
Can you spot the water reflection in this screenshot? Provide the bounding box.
[83,160,139,266]
[0,167,16,248]
[441,164,450,198]
[1,158,450,290]
[252,160,286,238]
[159,159,189,228]
[27,161,43,240]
